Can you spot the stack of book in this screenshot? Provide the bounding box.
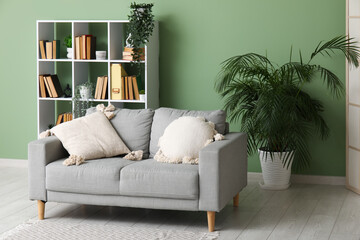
[110,64,140,100]
[39,40,60,59]
[75,35,96,60]
[94,76,108,99]
[56,113,73,125]
[122,47,145,61]
[39,75,64,98]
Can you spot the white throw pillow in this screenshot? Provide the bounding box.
[154,116,223,164]
[51,112,130,165]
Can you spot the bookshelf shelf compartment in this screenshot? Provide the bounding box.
[37,20,159,136]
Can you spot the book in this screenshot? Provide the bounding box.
[125,76,128,100]
[132,76,140,100]
[63,113,67,122]
[39,75,47,98]
[86,35,95,59]
[81,35,90,59]
[80,36,83,59]
[46,41,53,59]
[51,75,64,97]
[110,64,127,100]
[75,36,80,59]
[121,76,125,100]
[86,36,91,60]
[95,76,104,99]
[52,40,60,59]
[94,76,101,99]
[101,76,108,99]
[43,76,54,97]
[46,75,58,97]
[128,76,134,100]
[123,47,145,61]
[39,40,47,59]
[56,114,63,125]
[90,36,96,59]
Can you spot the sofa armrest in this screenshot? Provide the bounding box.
[199,132,247,212]
[28,136,68,201]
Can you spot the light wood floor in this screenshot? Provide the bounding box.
[1,166,360,240]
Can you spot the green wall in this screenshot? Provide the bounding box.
[0,0,346,176]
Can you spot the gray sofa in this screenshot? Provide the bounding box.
[28,107,247,232]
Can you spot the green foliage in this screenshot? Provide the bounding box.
[215,36,360,170]
[139,90,145,94]
[64,34,72,48]
[127,2,155,63]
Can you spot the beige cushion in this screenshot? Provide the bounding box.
[51,112,130,160]
[154,116,217,164]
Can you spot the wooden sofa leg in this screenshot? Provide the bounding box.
[37,200,45,220]
[207,211,215,232]
[233,193,239,207]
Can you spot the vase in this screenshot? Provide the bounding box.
[67,48,73,59]
[79,86,91,100]
[139,94,145,102]
[258,149,294,190]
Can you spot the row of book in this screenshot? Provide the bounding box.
[39,40,60,59]
[94,76,108,99]
[110,64,140,100]
[56,113,73,125]
[123,47,145,61]
[39,75,64,98]
[75,35,96,60]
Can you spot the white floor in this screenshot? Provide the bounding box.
[0,166,359,240]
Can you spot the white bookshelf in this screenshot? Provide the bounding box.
[36,20,159,135]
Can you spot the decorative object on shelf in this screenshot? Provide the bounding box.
[96,51,106,60]
[78,82,93,100]
[127,2,154,63]
[216,36,360,190]
[63,84,72,98]
[64,35,72,59]
[139,89,145,101]
[73,81,94,118]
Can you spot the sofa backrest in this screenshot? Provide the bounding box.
[149,107,227,157]
[87,108,154,158]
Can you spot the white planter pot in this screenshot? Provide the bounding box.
[67,48,73,59]
[79,86,91,100]
[139,94,145,102]
[258,149,294,190]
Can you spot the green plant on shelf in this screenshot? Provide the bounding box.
[64,35,72,48]
[139,90,145,94]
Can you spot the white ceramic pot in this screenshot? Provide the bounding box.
[67,48,73,59]
[258,149,294,190]
[139,94,145,102]
[96,51,107,60]
[79,86,91,100]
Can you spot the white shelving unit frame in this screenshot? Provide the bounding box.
[36,20,159,135]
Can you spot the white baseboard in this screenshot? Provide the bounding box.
[248,172,346,186]
[0,158,27,168]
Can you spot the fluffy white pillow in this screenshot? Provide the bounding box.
[154,116,224,164]
[51,112,130,165]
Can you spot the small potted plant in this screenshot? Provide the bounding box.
[139,89,145,101]
[64,35,72,59]
[77,81,93,100]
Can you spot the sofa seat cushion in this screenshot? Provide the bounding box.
[46,157,135,195]
[120,159,199,200]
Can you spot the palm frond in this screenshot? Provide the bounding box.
[310,35,360,67]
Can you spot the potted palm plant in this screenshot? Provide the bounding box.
[216,36,360,190]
